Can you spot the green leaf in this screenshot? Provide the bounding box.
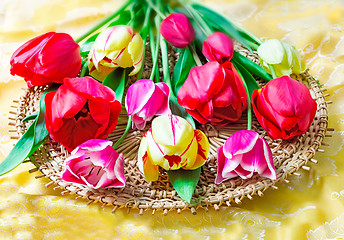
[167,167,201,203]
[170,95,196,129]
[0,84,59,176]
[130,2,146,32]
[232,60,259,101]
[102,68,126,103]
[22,112,38,122]
[232,51,273,81]
[108,10,132,27]
[192,4,252,51]
[171,47,196,96]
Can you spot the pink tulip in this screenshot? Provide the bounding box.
[160,13,195,48]
[215,130,276,184]
[202,32,234,64]
[125,79,171,129]
[61,139,126,189]
[252,76,317,140]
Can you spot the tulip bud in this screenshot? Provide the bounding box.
[125,79,171,130]
[88,25,144,81]
[10,32,81,88]
[160,13,195,48]
[216,130,276,184]
[137,115,209,181]
[202,32,234,64]
[257,39,306,77]
[252,76,317,140]
[61,139,126,189]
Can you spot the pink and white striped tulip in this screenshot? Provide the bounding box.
[88,25,144,81]
[215,130,276,184]
[137,115,210,181]
[61,139,126,189]
[125,79,171,130]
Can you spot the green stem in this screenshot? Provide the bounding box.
[150,17,161,81]
[160,38,175,97]
[178,1,212,36]
[235,68,252,131]
[189,44,202,66]
[113,117,132,149]
[268,64,278,79]
[146,0,166,18]
[79,63,89,77]
[137,7,152,80]
[75,0,131,43]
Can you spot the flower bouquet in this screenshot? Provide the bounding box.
[3,0,329,214]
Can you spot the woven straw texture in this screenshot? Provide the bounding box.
[9,46,329,215]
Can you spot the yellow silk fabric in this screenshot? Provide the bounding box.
[0,0,343,239]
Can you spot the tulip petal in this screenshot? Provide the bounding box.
[257,39,284,64]
[154,82,171,115]
[64,77,117,102]
[125,79,155,115]
[234,164,254,179]
[258,139,276,180]
[137,134,160,181]
[128,34,144,76]
[94,26,132,52]
[187,130,209,170]
[151,115,194,147]
[223,130,259,157]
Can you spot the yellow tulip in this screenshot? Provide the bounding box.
[88,25,144,81]
[137,115,210,181]
[257,39,306,77]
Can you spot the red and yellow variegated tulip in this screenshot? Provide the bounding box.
[137,115,209,181]
[216,130,276,184]
[252,76,317,140]
[88,25,144,81]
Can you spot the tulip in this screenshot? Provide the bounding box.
[252,76,317,140]
[10,32,81,88]
[88,25,144,81]
[215,130,276,184]
[44,76,122,152]
[257,39,306,77]
[202,32,234,64]
[177,61,247,126]
[61,139,126,189]
[137,115,209,181]
[125,79,171,130]
[160,13,195,48]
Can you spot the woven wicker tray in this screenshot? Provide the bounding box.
[9,46,330,215]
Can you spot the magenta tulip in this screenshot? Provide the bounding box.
[61,139,126,189]
[216,130,276,184]
[252,76,317,140]
[125,79,171,129]
[202,32,234,64]
[10,32,81,88]
[160,13,195,48]
[177,61,247,125]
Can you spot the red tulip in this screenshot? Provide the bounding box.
[160,13,195,48]
[252,76,317,140]
[10,32,81,88]
[177,61,247,125]
[202,32,234,64]
[44,77,122,152]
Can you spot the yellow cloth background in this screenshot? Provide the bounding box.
[0,0,343,239]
